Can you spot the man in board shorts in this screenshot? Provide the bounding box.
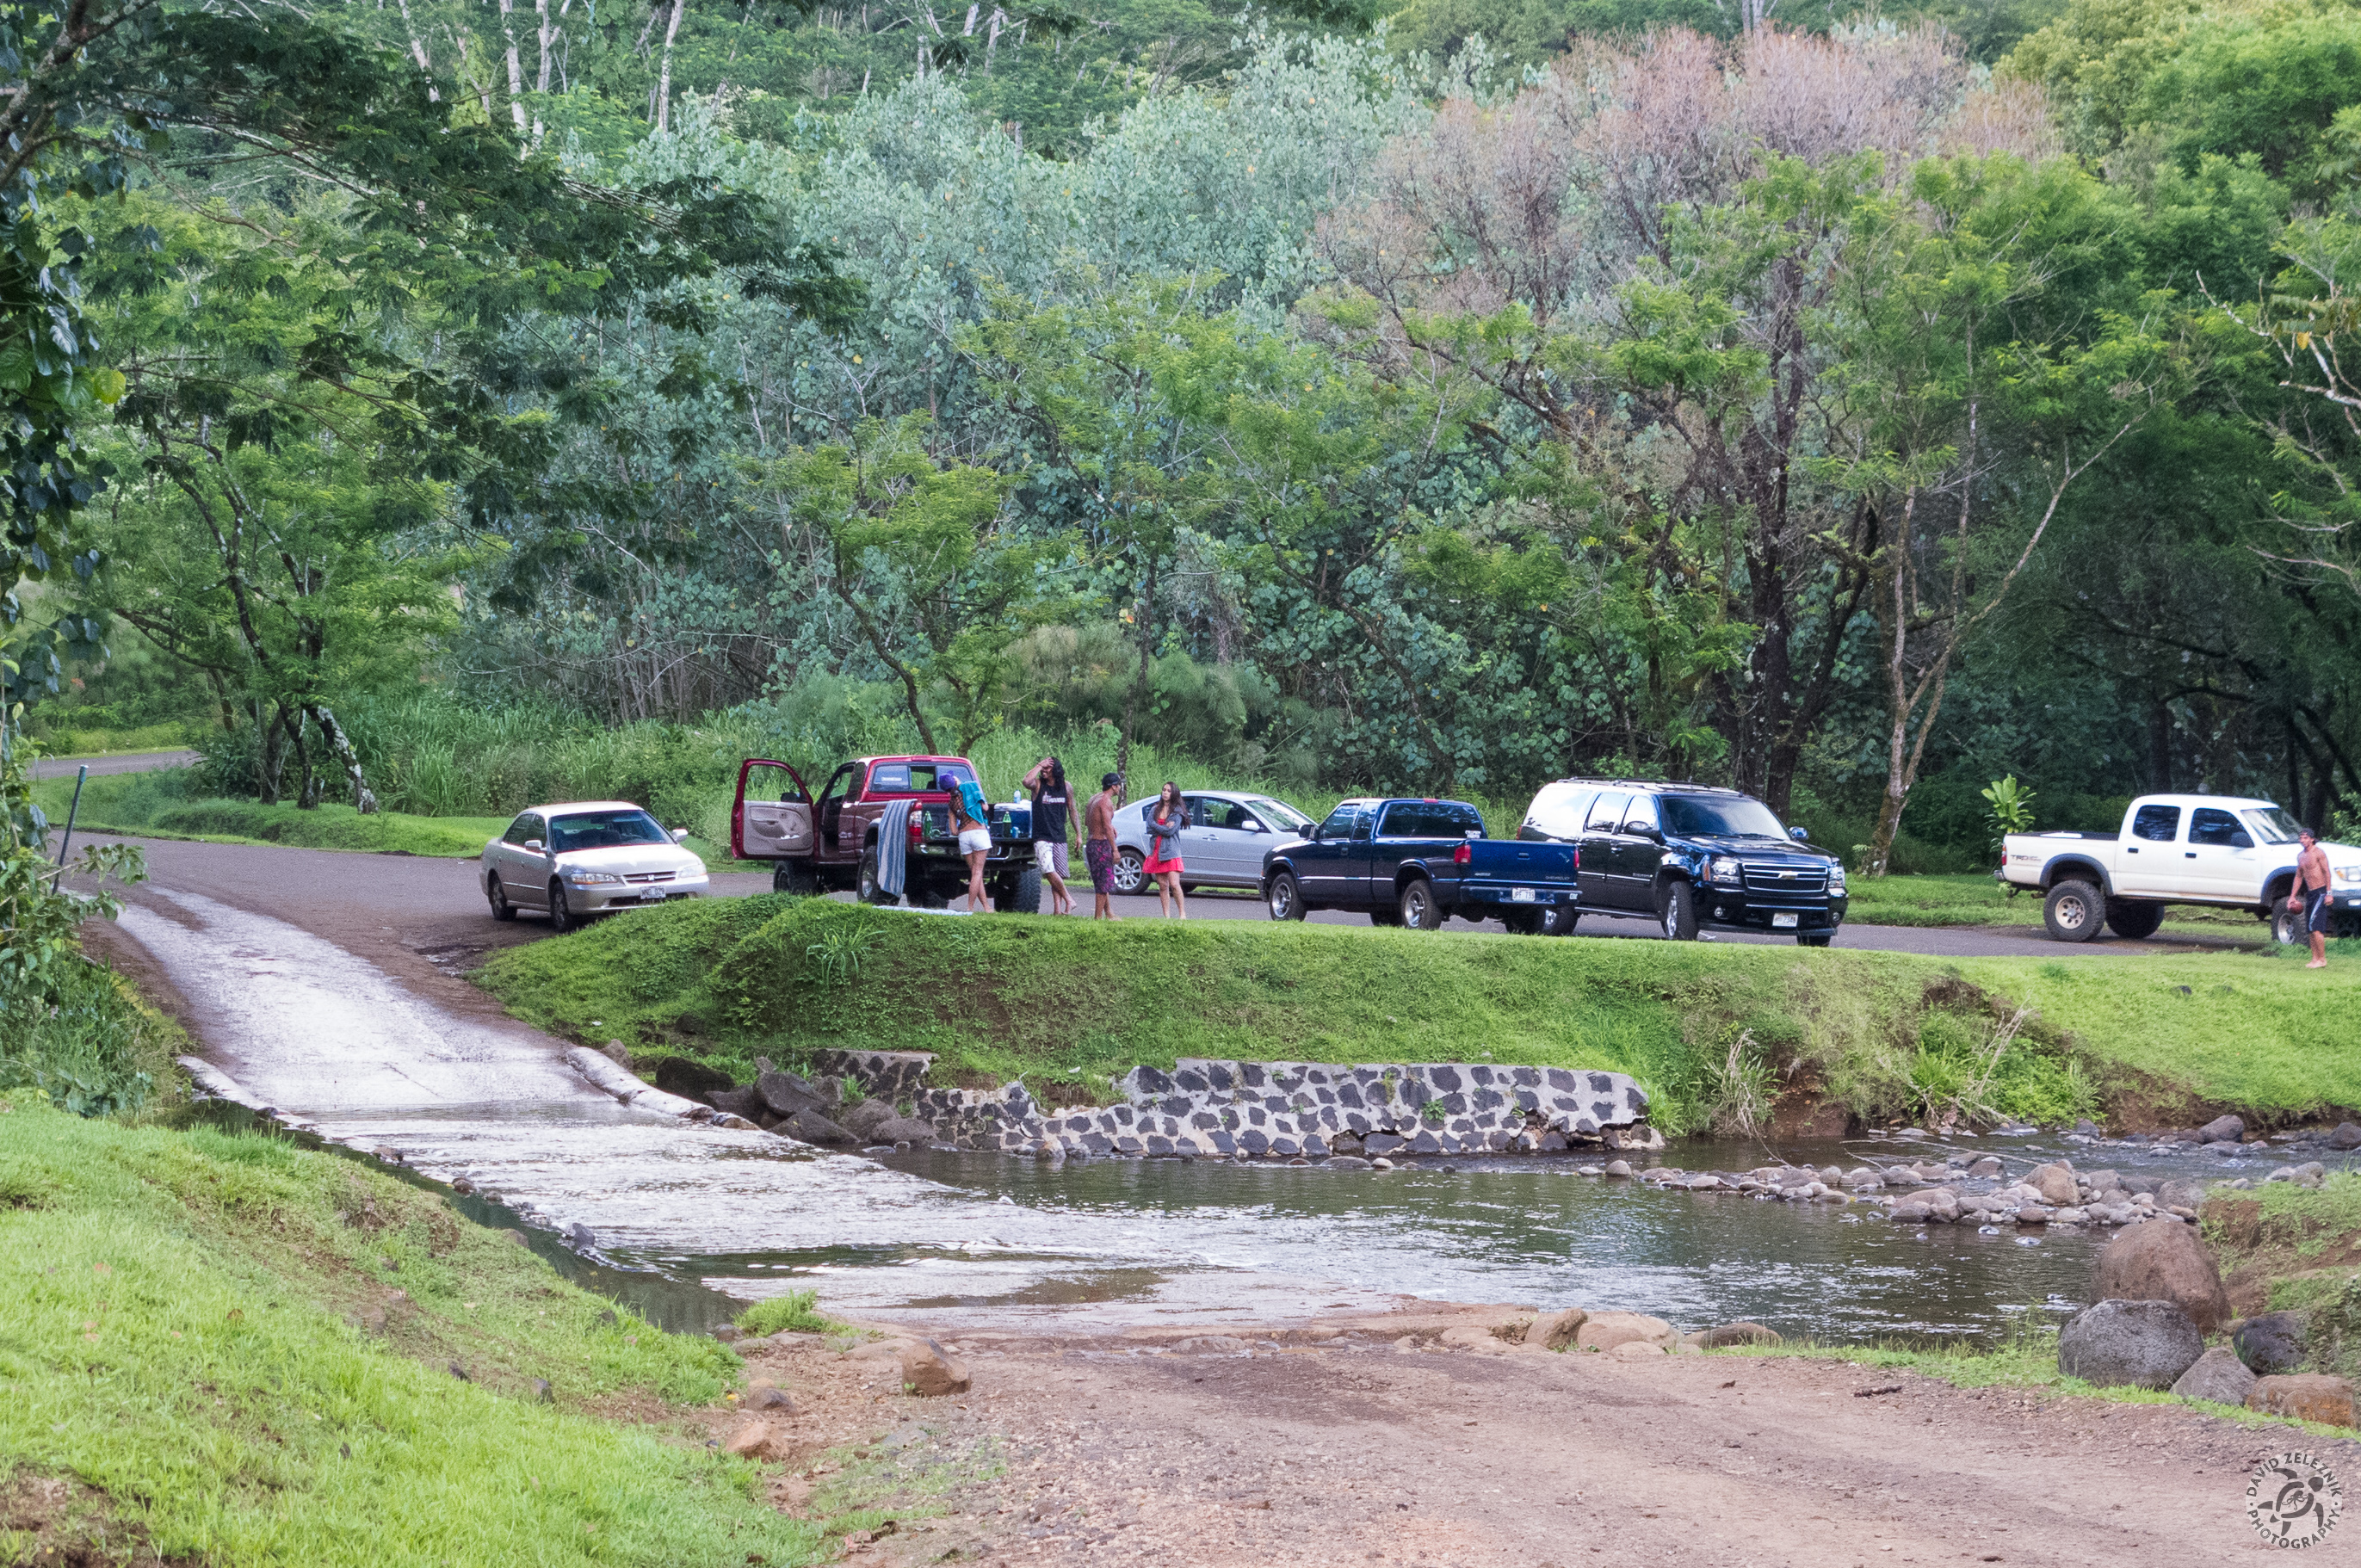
[1085,772,1123,921]
[2291,827,2333,969]
[1022,755,1075,916]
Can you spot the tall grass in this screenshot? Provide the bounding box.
[226,689,1531,849]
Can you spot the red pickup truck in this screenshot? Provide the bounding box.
[731,753,1043,912]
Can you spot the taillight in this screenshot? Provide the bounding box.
[1453,843,1472,866]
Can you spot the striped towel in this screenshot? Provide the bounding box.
[877,799,912,898]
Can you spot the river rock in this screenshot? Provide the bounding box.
[2235,1311,2311,1374]
[899,1339,972,1396]
[1170,1335,1252,1354]
[2094,1215,2231,1333]
[785,1107,859,1146]
[1698,1322,1782,1349]
[756,1070,831,1119]
[723,1417,793,1460]
[2199,1114,2247,1145]
[1969,1157,2004,1176]
[2156,1179,2203,1212]
[1608,1340,1666,1361]
[653,1055,736,1100]
[1532,1308,1589,1351]
[873,1114,936,1144]
[1576,1312,1678,1354]
[2084,1169,2123,1195]
[744,1380,796,1412]
[837,1097,897,1142]
[1604,1160,1633,1177]
[2172,1346,2259,1406]
[2332,1122,2361,1151]
[2248,1374,2357,1427]
[1324,1155,1373,1170]
[2056,1299,2203,1389]
[2027,1164,2079,1207]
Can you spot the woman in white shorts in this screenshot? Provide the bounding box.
[953,775,992,912]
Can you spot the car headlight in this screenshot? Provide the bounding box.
[564,867,624,885]
[2334,864,2361,886]
[1830,867,1847,894]
[683,860,708,878]
[1709,856,1740,884]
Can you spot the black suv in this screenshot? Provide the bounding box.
[1516,780,1848,946]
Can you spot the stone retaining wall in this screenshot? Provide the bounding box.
[806,1049,1650,1158]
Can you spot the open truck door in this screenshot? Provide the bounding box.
[732,759,814,861]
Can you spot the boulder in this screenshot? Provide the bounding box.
[2056,1299,2203,1390]
[2171,1346,2259,1407]
[756,1070,831,1119]
[1574,1312,1678,1354]
[1697,1322,1782,1349]
[873,1114,936,1145]
[1531,1308,1589,1351]
[837,1097,897,1142]
[2155,1179,2203,1213]
[2198,1114,2247,1145]
[899,1339,972,1397]
[2248,1374,2357,1427]
[2027,1164,2079,1207]
[2331,1122,2361,1151]
[1603,1159,1633,1177]
[1969,1157,2004,1176]
[785,1107,858,1146]
[743,1380,796,1412]
[722,1417,793,1460]
[2083,1169,2123,1195]
[653,1055,736,1100]
[708,1085,763,1120]
[2093,1213,2231,1333]
[1608,1340,1666,1361]
[2234,1311,2311,1375]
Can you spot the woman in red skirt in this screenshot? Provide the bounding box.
[1143,781,1188,919]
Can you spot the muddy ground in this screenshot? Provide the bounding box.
[734,1304,2354,1567]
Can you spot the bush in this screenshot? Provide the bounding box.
[737,1288,837,1337]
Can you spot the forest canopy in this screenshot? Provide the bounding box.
[10,0,2361,872]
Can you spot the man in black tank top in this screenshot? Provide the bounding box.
[1023,756,1075,915]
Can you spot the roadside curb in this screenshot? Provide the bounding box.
[561,1046,727,1122]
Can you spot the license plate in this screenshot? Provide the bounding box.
[1511,886,1535,903]
[1772,911,1799,929]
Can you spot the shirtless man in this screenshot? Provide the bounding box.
[1085,772,1123,921]
[2290,828,2333,969]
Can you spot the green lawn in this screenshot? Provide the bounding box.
[0,1095,819,1568]
[473,895,2361,1133]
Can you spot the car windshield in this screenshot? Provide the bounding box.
[548,809,671,852]
[2242,807,2305,845]
[1659,794,1788,839]
[1249,797,1313,831]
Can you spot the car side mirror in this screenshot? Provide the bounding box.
[1789,826,1809,843]
[671,827,689,843]
[524,839,544,853]
[1308,824,1323,842]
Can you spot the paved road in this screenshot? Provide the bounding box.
[75,830,2250,962]
[29,747,199,780]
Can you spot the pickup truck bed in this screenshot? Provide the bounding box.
[732,753,1044,912]
[1261,797,1578,932]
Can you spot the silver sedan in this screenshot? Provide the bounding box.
[481,801,709,931]
[1109,789,1316,893]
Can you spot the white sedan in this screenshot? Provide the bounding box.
[481,800,708,931]
[1109,789,1316,893]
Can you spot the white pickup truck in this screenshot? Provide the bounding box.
[1999,793,2360,943]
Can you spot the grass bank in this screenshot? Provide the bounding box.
[471,897,2361,1133]
[34,768,520,858]
[2204,1172,2361,1324]
[0,1094,818,1567]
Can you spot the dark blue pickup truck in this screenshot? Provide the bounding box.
[1260,798,1579,931]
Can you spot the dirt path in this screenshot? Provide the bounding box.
[741,1309,2353,1568]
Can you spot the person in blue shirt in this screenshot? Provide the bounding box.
[953,774,992,912]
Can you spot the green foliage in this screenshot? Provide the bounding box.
[1981,775,2037,850]
[738,1288,838,1337]
[0,1097,819,1565]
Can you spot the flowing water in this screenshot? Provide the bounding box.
[132,887,2348,1347]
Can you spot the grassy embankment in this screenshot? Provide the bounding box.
[2205,1172,2361,1324]
[472,894,2361,1133]
[0,1094,822,1567]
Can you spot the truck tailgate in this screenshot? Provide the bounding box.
[1453,841,1577,904]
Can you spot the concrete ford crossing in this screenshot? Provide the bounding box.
[1999,792,2361,942]
[1259,797,1579,931]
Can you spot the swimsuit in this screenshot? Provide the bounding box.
[1086,838,1116,893]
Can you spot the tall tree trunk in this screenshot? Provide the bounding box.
[289,708,321,810]
[498,0,529,129]
[655,0,686,130]
[253,699,285,806]
[303,703,379,814]
[1118,554,1157,785]
[535,0,556,90]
